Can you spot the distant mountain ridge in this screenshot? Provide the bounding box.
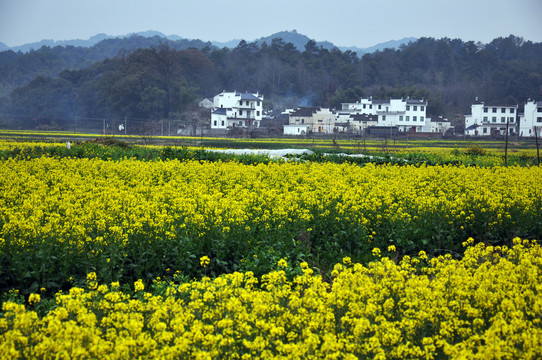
[3,30,416,56]
[253,30,335,51]
[340,37,418,54]
[253,30,417,55]
[4,31,183,53]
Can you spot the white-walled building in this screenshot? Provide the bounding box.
[210,91,264,130]
[464,100,518,136]
[519,100,542,138]
[283,124,311,135]
[340,97,428,132]
[198,98,213,109]
[288,107,336,134]
[423,116,453,134]
[335,112,378,134]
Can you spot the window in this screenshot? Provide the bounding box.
[257,101,260,106]
[256,111,260,116]
[399,116,403,121]
[492,117,497,123]
[501,117,505,123]
[382,115,386,121]
[414,106,418,111]
[509,117,515,123]
[421,106,425,111]
[363,104,366,109]
[413,116,417,121]
[301,119,304,124]
[420,116,424,122]
[369,105,372,109]
[511,108,515,113]
[537,117,542,123]
[246,101,249,106]
[484,107,488,113]
[492,108,497,113]
[239,121,242,126]
[378,105,382,110]
[538,107,542,113]
[406,116,410,121]
[483,116,488,122]
[483,128,488,134]
[239,110,243,115]
[221,121,224,126]
[385,107,389,112]
[501,108,506,113]
[406,105,410,111]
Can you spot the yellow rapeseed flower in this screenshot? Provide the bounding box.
[200,256,210,268]
[134,279,145,292]
[28,293,40,305]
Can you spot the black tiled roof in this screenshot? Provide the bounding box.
[406,99,426,105]
[212,108,228,115]
[371,100,389,104]
[290,107,318,117]
[238,93,262,101]
[350,114,378,122]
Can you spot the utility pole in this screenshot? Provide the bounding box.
[504,118,509,167]
[535,126,540,166]
[103,118,106,134]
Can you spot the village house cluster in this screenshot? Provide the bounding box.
[209,91,452,136]
[464,99,542,138]
[283,97,451,136]
[208,91,542,138]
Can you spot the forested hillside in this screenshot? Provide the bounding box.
[1,34,541,131]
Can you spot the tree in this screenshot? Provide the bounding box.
[138,86,167,120]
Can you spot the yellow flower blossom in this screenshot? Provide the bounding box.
[28,293,40,305]
[134,279,145,292]
[200,256,211,268]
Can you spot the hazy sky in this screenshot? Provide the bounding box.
[1,0,541,48]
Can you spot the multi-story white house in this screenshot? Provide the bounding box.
[519,100,542,138]
[464,100,518,136]
[210,91,264,130]
[340,97,429,132]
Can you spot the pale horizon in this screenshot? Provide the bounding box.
[1,0,541,49]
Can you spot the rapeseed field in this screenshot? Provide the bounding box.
[0,140,541,358]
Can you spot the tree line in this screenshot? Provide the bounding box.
[1,34,541,131]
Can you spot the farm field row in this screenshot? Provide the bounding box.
[1,155,541,294]
[0,136,540,167]
[1,240,541,359]
[1,129,540,151]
